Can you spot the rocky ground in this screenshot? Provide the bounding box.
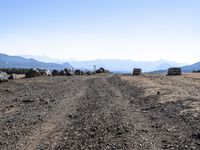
[0,74,200,150]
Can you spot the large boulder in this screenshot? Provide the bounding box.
[38,69,52,76]
[95,67,105,74]
[86,71,92,75]
[52,70,60,76]
[44,69,52,76]
[64,68,74,76]
[8,74,17,80]
[75,69,84,75]
[60,70,66,76]
[25,68,41,78]
[0,71,9,83]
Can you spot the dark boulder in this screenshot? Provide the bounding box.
[52,70,60,76]
[60,70,66,76]
[75,69,84,75]
[8,74,17,80]
[25,68,41,78]
[86,71,92,75]
[105,70,111,73]
[64,68,74,76]
[192,70,200,73]
[95,67,105,74]
[0,71,9,82]
[39,69,52,76]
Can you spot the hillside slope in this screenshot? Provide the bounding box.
[0,53,72,70]
[182,62,200,72]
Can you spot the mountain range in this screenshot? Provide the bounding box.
[151,62,200,74]
[21,55,185,72]
[19,55,186,72]
[0,53,72,70]
[69,59,185,73]
[1,53,200,73]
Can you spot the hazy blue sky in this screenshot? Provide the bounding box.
[0,0,200,63]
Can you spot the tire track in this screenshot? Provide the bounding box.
[15,77,87,150]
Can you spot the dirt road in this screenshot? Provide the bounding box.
[0,74,200,149]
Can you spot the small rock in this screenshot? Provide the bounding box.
[22,99,34,103]
[191,133,200,140]
[40,98,50,104]
[157,91,160,95]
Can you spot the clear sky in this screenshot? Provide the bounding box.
[0,0,200,64]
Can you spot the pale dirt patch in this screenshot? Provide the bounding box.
[121,74,200,116]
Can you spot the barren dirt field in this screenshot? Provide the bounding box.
[0,74,200,150]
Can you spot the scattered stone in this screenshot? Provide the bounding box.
[39,98,50,104]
